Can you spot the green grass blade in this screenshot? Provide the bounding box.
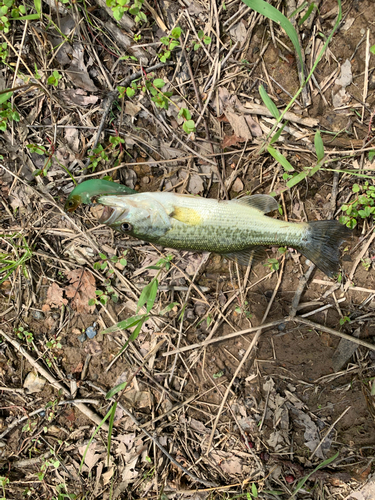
[79,406,113,472]
[290,452,339,498]
[298,3,315,26]
[259,85,279,119]
[107,402,117,466]
[241,0,303,72]
[287,170,308,188]
[268,146,294,172]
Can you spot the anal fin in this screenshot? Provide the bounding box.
[223,246,267,267]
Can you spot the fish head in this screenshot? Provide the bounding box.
[64,194,81,212]
[97,194,171,239]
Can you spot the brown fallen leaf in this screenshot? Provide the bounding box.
[42,282,68,312]
[65,269,96,313]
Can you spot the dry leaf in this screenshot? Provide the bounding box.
[218,87,262,141]
[43,282,68,312]
[65,269,96,313]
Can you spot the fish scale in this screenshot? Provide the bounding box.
[97,191,351,277]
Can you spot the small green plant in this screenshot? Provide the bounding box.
[88,135,126,171]
[193,30,211,51]
[52,483,77,500]
[37,457,60,481]
[0,0,40,34]
[0,476,9,500]
[16,326,34,343]
[22,419,37,433]
[0,42,8,63]
[106,0,146,22]
[0,233,32,284]
[159,27,182,62]
[0,91,20,131]
[90,251,128,306]
[340,182,375,229]
[247,483,258,498]
[118,75,196,133]
[47,69,61,87]
[235,301,252,318]
[264,258,280,272]
[339,316,350,326]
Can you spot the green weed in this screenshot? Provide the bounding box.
[0,476,9,500]
[105,0,146,23]
[340,182,375,228]
[159,26,181,62]
[90,251,128,305]
[0,233,32,284]
[0,91,19,131]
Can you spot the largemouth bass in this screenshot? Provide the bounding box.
[64,179,136,212]
[97,192,351,277]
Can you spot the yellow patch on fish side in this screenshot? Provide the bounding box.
[171,206,202,226]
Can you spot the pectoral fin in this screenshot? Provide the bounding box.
[231,194,279,214]
[223,246,267,266]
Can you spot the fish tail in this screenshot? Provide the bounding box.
[298,221,351,277]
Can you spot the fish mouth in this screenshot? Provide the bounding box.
[98,206,115,223]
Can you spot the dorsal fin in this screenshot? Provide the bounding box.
[231,194,279,214]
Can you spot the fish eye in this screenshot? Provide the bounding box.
[121,222,132,232]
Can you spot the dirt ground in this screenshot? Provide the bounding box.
[1,0,375,499]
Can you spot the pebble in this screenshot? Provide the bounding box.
[278,323,286,331]
[78,333,86,343]
[85,326,97,339]
[31,310,44,320]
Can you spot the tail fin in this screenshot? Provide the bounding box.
[299,221,352,277]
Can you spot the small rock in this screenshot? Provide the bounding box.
[78,333,86,343]
[31,310,44,320]
[278,323,286,331]
[85,326,97,339]
[142,176,150,184]
[24,372,46,394]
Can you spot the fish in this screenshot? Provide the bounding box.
[64,179,136,212]
[97,191,351,277]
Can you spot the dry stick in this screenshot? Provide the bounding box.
[344,230,375,292]
[163,318,285,356]
[205,257,286,455]
[293,317,375,351]
[0,329,110,432]
[89,382,218,488]
[309,406,351,460]
[180,40,228,199]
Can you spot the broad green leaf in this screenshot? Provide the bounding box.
[153,78,165,88]
[242,0,304,72]
[137,279,158,313]
[171,26,182,39]
[267,146,294,172]
[0,91,12,105]
[259,85,279,119]
[314,130,324,161]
